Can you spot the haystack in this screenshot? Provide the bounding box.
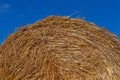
[0,16,120,80]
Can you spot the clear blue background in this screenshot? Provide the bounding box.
[0,0,120,44]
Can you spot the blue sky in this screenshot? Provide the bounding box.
[0,0,120,44]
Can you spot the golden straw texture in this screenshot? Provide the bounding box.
[0,16,120,80]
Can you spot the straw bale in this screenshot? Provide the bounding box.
[0,16,120,80]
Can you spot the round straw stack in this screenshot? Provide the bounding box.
[0,16,120,80]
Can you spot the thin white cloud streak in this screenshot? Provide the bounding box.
[0,3,11,12]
